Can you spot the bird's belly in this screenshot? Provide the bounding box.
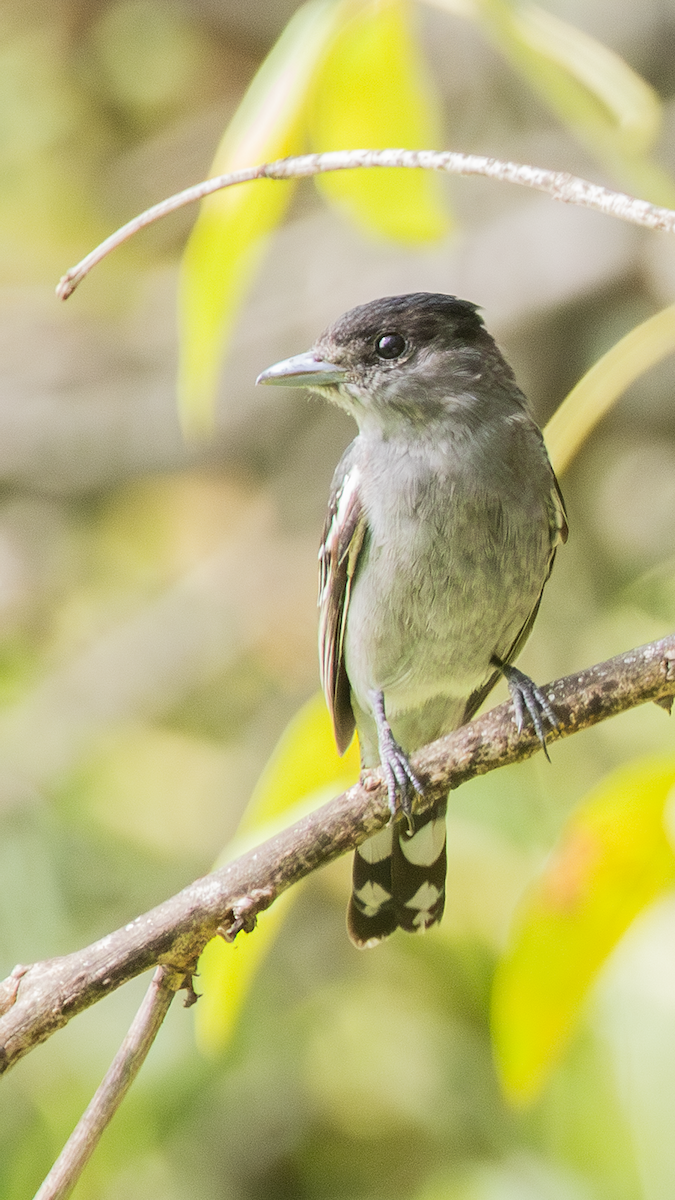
[344,566,508,698]
[343,505,548,753]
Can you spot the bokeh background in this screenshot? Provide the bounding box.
[4,1,675,1197]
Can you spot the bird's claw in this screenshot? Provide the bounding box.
[380,730,423,834]
[500,664,558,760]
[369,689,423,832]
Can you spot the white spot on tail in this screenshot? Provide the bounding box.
[399,818,446,866]
[357,826,394,863]
[405,882,441,911]
[354,880,392,916]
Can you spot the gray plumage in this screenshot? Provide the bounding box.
[257,293,566,947]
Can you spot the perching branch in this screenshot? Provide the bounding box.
[2,632,675,1081]
[56,148,675,300]
[33,965,182,1200]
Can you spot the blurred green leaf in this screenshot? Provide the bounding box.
[545,304,675,476]
[309,0,450,241]
[89,0,215,126]
[0,28,108,278]
[491,0,660,155]
[177,0,341,435]
[195,692,360,1054]
[428,0,675,205]
[81,725,239,860]
[304,978,453,1136]
[477,0,675,205]
[492,757,675,1105]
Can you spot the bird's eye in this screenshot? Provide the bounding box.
[375,332,407,360]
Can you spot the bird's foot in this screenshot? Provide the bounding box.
[497,663,558,761]
[368,689,423,833]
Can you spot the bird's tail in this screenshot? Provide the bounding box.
[346,800,447,948]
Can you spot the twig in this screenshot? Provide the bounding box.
[2,632,675,1079]
[32,965,181,1200]
[56,149,675,300]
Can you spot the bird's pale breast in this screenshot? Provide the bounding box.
[343,430,552,762]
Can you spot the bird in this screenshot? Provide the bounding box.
[257,293,567,948]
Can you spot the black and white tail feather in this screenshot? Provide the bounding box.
[347,802,448,947]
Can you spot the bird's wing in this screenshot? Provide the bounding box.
[550,471,569,547]
[318,447,368,755]
[463,470,568,723]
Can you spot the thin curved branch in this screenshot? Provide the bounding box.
[56,149,675,300]
[2,632,674,1078]
[33,965,182,1200]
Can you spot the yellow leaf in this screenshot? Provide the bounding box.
[309,0,450,241]
[492,758,675,1105]
[195,692,360,1055]
[545,304,675,477]
[195,893,297,1056]
[236,690,361,835]
[177,0,341,435]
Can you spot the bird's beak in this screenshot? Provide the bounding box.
[256,350,346,388]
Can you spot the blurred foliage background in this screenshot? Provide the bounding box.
[5,1,675,1198]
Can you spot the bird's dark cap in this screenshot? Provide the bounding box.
[322,293,485,350]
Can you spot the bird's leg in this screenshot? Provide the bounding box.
[492,658,558,761]
[368,689,423,833]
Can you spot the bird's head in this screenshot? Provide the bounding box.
[256,293,523,435]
